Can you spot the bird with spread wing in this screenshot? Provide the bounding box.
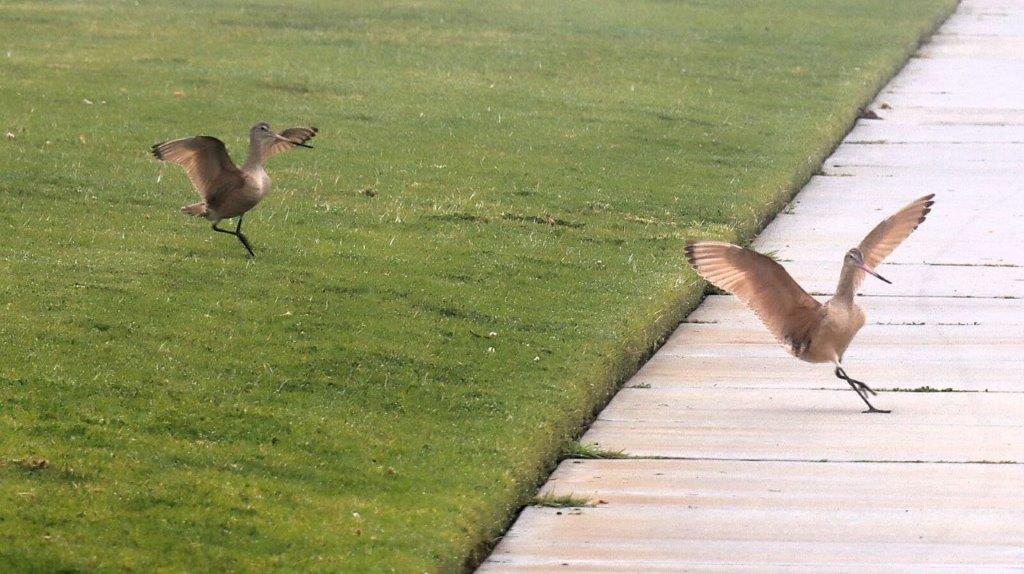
[152,122,317,256]
[686,194,935,413]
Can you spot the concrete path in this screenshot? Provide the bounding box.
[480,1,1024,571]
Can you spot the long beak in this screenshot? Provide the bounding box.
[273,133,313,149]
[857,261,891,284]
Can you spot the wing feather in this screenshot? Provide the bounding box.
[686,241,823,356]
[265,127,318,159]
[853,194,935,290]
[151,136,243,201]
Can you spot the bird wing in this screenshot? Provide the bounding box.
[686,241,823,357]
[853,194,935,290]
[151,136,244,201]
[265,127,318,159]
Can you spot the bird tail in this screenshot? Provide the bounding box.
[181,202,208,217]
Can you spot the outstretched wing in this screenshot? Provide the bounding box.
[685,241,823,356]
[151,136,243,200]
[853,194,935,291]
[265,127,318,159]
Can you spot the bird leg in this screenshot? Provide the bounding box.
[233,216,256,257]
[834,367,890,414]
[835,367,877,396]
[211,217,255,257]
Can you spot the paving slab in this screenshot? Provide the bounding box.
[481,460,1024,572]
[884,58,1024,94]
[480,1,1024,571]
[922,34,1024,59]
[752,219,1024,266]
[483,507,1024,573]
[825,142,1024,170]
[784,176,1024,215]
[846,122,1024,143]
[583,389,1024,462]
[657,339,1021,365]
[957,0,1024,12]
[878,59,1024,111]
[820,160,1022,177]
[659,323,1024,354]
[944,11,1024,36]
[536,459,1024,509]
[871,105,1024,125]
[627,353,1022,392]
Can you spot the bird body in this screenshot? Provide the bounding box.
[686,194,935,412]
[152,122,317,256]
[803,299,864,364]
[183,166,268,221]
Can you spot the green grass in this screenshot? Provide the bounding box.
[0,0,955,571]
[531,493,594,508]
[564,441,628,460]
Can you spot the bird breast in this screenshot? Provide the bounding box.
[246,168,271,198]
[802,303,866,363]
[211,169,269,219]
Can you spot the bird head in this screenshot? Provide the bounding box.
[845,248,891,284]
[250,121,313,150]
[251,121,279,142]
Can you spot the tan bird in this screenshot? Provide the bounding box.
[685,194,935,413]
[152,122,317,256]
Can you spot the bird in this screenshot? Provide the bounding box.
[685,194,935,413]
[151,122,317,257]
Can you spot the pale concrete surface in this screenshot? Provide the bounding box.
[482,462,1024,572]
[629,354,1022,393]
[481,1,1024,571]
[586,389,1024,461]
[539,459,1024,509]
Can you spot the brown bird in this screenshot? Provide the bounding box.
[152,122,317,256]
[685,194,935,413]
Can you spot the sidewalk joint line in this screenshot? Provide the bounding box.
[582,456,1022,465]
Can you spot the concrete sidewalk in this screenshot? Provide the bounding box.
[480,0,1024,570]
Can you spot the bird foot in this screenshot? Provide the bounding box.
[836,367,890,413]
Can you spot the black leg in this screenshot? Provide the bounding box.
[211,218,255,257]
[234,216,256,257]
[835,367,877,396]
[834,367,890,414]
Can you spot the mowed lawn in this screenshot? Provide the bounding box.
[0,0,954,571]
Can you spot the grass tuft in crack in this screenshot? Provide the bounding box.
[887,386,967,392]
[532,493,596,508]
[564,441,629,460]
